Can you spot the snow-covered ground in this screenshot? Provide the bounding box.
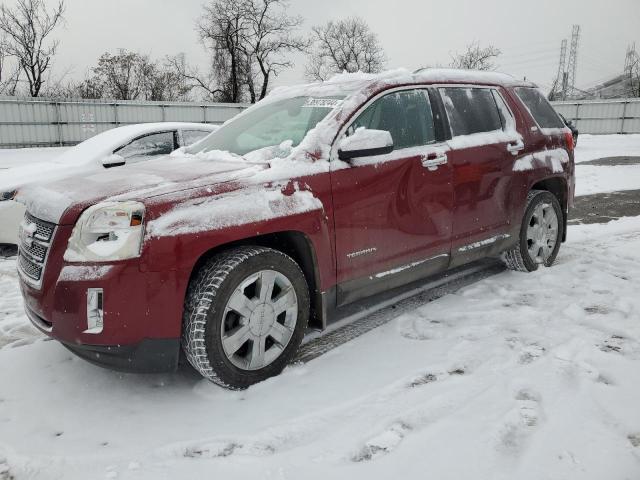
[574,134,640,196]
[1,134,640,479]
[1,215,640,480]
[575,134,640,163]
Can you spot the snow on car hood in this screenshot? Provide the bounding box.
[16,154,266,224]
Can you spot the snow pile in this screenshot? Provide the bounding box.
[0,257,41,349]
[513,148,570,173]
[58,265,113,282]
[0,147,69,170]
[147,186,323,238]
[1,216,640,479]
[448,130,522,150]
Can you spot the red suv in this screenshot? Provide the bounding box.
[17,69,575,389]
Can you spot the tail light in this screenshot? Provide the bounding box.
[564,129,574,152]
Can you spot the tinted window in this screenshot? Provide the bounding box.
[492,90,516,131]
[182,129,211,146]
[349,89,436,149]
[116,131,176,161]
[440,87,502,136]
[515,87,565,129]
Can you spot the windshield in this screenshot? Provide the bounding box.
[189,96,344,157]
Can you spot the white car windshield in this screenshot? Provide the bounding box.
[189,96,344,157]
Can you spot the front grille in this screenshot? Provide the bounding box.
[24,213,55,242]
[23,240,47,262]
[17,213,57,289]
[18,253,43,281]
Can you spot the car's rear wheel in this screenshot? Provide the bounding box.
[503,190,564,272]
[182,246,309,389]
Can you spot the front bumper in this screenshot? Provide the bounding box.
[62,338,181,373]
[19,228,190,373]
[24,302,181,373]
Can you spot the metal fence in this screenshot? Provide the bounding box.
[551,98,640,135]
[1,95,638,149]
[0,97,249,148]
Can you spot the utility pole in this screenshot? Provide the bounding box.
[566,25,581,99]
[624,43,639,97]
[553,39,568,100]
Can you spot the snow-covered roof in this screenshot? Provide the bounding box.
[53,122,216,166]
[0,122,217,193]
[265,68,534,104]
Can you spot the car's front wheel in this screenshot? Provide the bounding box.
[503,190,564,272]
[182,246,309,389]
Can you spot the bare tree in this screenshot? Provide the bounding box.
[188,0,305,103]
[0,35,20,95]
[305,17,385,81]
[0,0,65,97]
[450,41,501,71]
[81,50,192,101]
[167,54,225,101]
[242,0,307,101]
[89,50,151,100]
[145,59,192,101]
[197,0,247,102]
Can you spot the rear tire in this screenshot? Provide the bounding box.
[503,190,564,272]
[182,246,309,389]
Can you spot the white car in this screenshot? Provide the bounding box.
[0,122,218,249]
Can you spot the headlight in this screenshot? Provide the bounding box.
[1,190,17,202]
[64,201,145,262]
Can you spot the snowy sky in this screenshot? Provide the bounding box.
[23,0,640,93]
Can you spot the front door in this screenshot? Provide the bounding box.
[330,88,454,305]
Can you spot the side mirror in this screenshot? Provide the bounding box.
[101,153,126,168]
[338,128,394,161]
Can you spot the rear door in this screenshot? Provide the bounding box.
[439,86,523,264]
[330,87,454,305]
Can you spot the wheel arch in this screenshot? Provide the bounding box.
[530,176,569,242]
[186,230,324,330]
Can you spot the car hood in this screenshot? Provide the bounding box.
[16,154,267,224]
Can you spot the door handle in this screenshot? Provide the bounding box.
[421,152,448,171]
[507,139,525,155]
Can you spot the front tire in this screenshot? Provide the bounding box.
[182,247,309,389]
[503,190,564,272]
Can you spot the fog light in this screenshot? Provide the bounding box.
[85,288,104,334]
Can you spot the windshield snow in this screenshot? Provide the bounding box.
[188,96,344,157]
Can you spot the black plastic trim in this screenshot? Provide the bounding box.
[61,338,181,373]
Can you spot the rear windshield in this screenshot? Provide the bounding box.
[515,87,565,129]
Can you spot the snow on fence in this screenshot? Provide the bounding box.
[0,97,248,149]
[551,98,640,135]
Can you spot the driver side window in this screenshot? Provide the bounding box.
[116,131,177,162]
[348,89,436,149]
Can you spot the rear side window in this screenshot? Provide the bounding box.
[349,89,436,149]
[182,129,211,146]
[439,88,502,136]
[514,87,565,129]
